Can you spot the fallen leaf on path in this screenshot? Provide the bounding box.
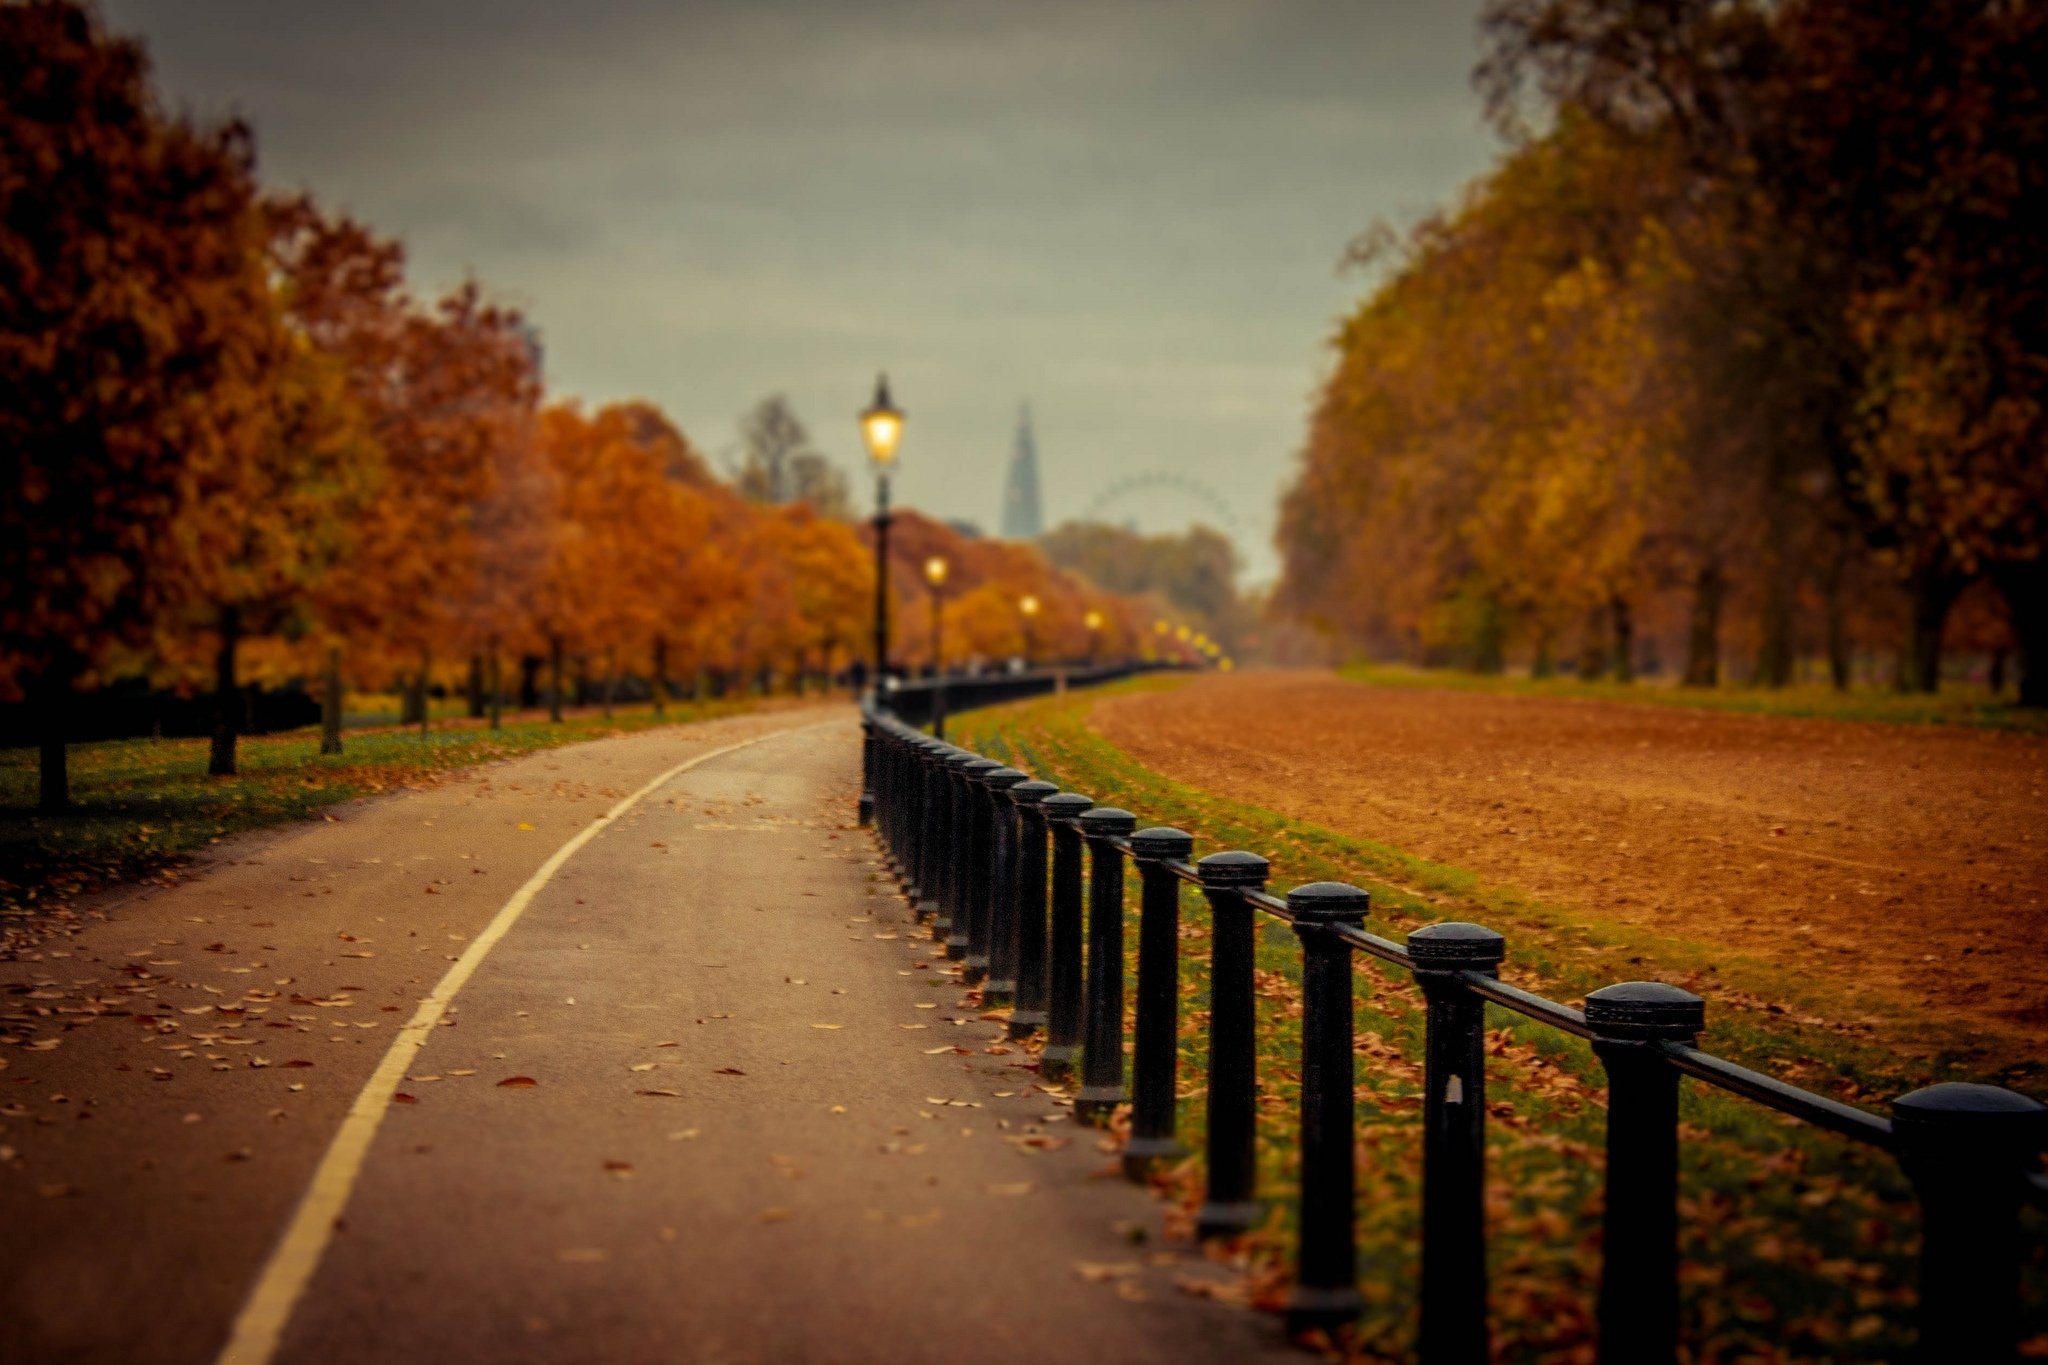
[517,823,536,832]
[392,1094,419,1105]
[899,1024,928,1030]
[712,1067,745,1076]
[667,1128,700,1141]
[922,1047,955,1055]
[760,1207,792,1223]
[629,1062,658,1072]
[914,1003,937,1010]
[636,1088,683,1097]
[497,1076,539,1089]
[811,1024,843,1030]
[280,1060,314,1069]
[1076,1261,1142,1282]
[448,1069,477,1077]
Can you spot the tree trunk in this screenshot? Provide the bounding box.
[1825,580,1851,693]
[1990,561,2047,707]
[417,650,431,737]
[548,635,565,722]
[651,636,668,719]
[321,644,344,756]
[1575,609,1606,681]
[519,655,541,710]
[694,666,708,702]
[1473,596,1505,675]
[209,605,241,777]
[602,644,617,720]
[488,642,503,731]
[1906,570,1962,695]
[1682,563,1723,687]
[466,654,485,718]
[792,651,807,697]
[31,669,71,812]
[1611,595,1635,684]
[1754,569,1794,689]
[1531,631,1555,680]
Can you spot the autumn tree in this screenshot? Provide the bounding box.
[0,2,281,806]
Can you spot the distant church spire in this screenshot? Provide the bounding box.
[1001,403,1044,540]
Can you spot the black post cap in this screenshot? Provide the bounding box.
[1286,881,1370,924]
[960,758,1003,777]
[1893,1082,2048,1155]
[1583,981,1705,1040]
[1078,806,1138,837]
[1040,792,1094,820]
[944,751,984,770]
[1197,850,1270,888]
[1130,826,1194,861]
[1009,779,1060,805]
[1407,921,1506,970]
[981,767,1027,790]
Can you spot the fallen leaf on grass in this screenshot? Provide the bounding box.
[497,1076,538,1089]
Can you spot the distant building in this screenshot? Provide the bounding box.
[1000,404,1044,540]
[945,518,984,540]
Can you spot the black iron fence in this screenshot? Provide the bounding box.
[858,696,2048,1363]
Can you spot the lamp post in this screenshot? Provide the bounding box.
[856,373,904,826]
[925,555,949,740]
[1019,594,1040,670]
[1084,609,1104,666]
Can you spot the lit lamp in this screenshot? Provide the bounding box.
[1083,608,1104,665]
[856,373,905,826]
[925,555,949,739]
[1019,593,1041,668]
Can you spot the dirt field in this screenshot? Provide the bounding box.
[1089,671,2048,1046]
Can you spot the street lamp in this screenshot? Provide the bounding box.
[925,555,949,739]
[1083,608,1104,665]
[1019,594,1040,669]
[857,373,904,825]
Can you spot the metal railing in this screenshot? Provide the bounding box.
[859,699,2048,1363]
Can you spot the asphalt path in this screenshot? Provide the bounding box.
[1,706,1294,1365]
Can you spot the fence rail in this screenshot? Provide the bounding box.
[859,695,2048,1363]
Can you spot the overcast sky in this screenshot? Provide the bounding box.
[103,0,1499,583]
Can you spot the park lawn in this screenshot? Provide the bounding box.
[951,681,2046,1363]
[1340,660,2048,732]
[0,698,767,915]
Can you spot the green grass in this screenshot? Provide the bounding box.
[0,698,772,913]
[948,680,2046,1361]
[1341,661,2048,731]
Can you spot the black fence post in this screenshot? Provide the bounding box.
[952,759,1001,965]
[1196,850,1270,1240]
[859,708,875,826]
[1125,826,1194,1178]
[1285,881,1370,1336]
[894,735,924,900]
[978,767,1027,1006]
[914,742,953,923]
[1006,780,1060,1038]
[1039,792,1095,1081]
[936,752,977,951]
[1076,806,1137,1124]
[1410,921,1506,1365]
[1891,1082,2048,1364]
[1585,981,1705,1365]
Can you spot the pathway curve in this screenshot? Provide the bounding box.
[1,706,1288,1365]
